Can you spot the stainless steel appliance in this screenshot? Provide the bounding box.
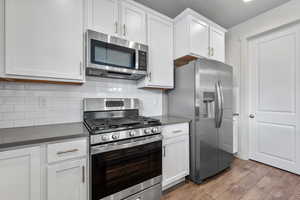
[168,59,234,184]
[84,98,162,200]
[86,30,148,80]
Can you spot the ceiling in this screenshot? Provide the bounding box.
[133,0,291,28]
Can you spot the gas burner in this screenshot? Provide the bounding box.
[83,98,162,145]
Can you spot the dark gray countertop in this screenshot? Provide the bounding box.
[152,115,192,125]
[0,122,88,149]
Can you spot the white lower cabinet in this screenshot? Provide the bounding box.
[162,123,189,190]
[0,146,41,200]
[47,159,87,200]
[0,138,88,200]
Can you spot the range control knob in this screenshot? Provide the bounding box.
[101,135,109,141]
[151,127,159,134]
[144,129,151,134]
[128,131,136,137]
[112,135,119,140]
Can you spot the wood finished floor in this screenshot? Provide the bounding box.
[162,159,300,200]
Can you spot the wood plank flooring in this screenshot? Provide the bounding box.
[162,159,300,200]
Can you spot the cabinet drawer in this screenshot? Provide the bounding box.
[162,123,189,139]
[47,138,87,163]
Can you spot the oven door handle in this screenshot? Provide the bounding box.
[91,135,163,155]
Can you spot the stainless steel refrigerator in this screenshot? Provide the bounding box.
[168,59,234,184]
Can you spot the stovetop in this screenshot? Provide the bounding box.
[84,116,161,134]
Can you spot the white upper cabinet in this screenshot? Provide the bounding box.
[88,0,147,44]
[174,8,226,66]
[138,13,173,89]
[4,0,84,82]
[121,1,146,44]
[0,147,41,200]
[189,16,210,58]
[88,0,119,36]
[210,27,225,62]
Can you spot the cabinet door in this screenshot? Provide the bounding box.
[88,0,119,35]
[162,135,189,188]
[147,14,173,88]
[5,0,84,80]
[210,27,225,62]
[189,16,209,58]
[121,2,146,44]
[47,159,87,200]
[0,147,41,200]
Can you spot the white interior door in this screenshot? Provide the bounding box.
[249,24,300,174]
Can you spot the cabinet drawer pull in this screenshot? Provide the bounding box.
[56,148,79,155]
[172,130,182,134]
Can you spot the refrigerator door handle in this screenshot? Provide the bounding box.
[215,82,220,128]
[217,81,224,128]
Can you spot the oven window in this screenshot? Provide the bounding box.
[91,39,136,69]
[92,141,162,200]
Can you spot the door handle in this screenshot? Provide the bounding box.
[82,165,85,183]
[218,81,224,127]
[114,22,118,34]
[123,24,126,36]
[163,146,166,157]
[249,114,255,119]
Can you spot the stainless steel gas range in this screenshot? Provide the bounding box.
[83,98,162,200]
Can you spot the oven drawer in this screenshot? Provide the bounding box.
[162,123,189,139]
[124,184,161,200]
[47,138,87,163]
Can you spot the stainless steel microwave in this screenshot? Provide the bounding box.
[86,30,148,80]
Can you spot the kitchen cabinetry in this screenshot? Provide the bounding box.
[47,159,87,200]
[121,1,146,44]
[174,8,226,66]
[87,0,119,36]
[0,138,88,200]
[162,123,189,190]
[2,0,84,83]
[138,13,174,89]
[88,0,146,44]
[209,27,225,62]
[46,139,88,200]
[0,146,41,200]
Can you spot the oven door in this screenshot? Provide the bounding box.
[91,135,162,200]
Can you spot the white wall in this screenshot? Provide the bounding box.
[226,0,300,159]
[0,78,163,128]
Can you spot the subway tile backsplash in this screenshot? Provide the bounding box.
[0,77,163,128]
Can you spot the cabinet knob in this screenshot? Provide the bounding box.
[249,114,255,119]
